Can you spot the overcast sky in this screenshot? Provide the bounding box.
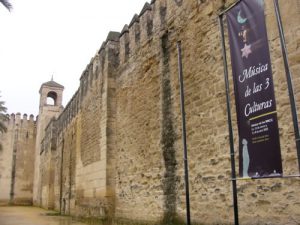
[0,0,147,116]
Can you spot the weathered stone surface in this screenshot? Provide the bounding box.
[1,0,300,225]
[0,114,36,205]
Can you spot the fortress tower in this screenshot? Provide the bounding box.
[0,113,36,205]
[33,79,64,205]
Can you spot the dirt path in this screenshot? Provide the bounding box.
[0,206,87,225]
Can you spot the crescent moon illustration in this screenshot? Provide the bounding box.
[237,11,247,24]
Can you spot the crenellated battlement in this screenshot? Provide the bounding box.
[6,113,37,127]
[67,0,187,111]
[56,0,186,129]
[55,30,122,132]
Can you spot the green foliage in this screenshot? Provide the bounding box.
[0,0,12,11]
[0,95,8,151]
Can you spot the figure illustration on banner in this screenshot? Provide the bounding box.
[242,138,250,177]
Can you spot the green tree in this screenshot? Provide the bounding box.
[0,96,8,151]
[0,0,12,11]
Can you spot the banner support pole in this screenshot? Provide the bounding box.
[274,0,300,172]
[177,41,191,225]
[218,15,239,225]
[218,0,241,16]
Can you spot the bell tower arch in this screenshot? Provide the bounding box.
[39,80,64,112]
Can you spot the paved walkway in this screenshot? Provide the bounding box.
[0,206,88,225]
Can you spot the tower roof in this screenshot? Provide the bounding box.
[41,80,64,89]
[39,80,64,94]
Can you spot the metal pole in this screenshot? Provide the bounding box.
[218,15,239,225]
[274,0,300,172]
[59,139,64,214]
[218,0,241,16]
[177,41,191,225]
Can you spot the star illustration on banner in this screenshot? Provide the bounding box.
[241,43,252,58]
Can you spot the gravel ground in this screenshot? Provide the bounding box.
[0,206,88,225]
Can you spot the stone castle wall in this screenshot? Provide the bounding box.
[2,0,300,224]
[0,113,36,205]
